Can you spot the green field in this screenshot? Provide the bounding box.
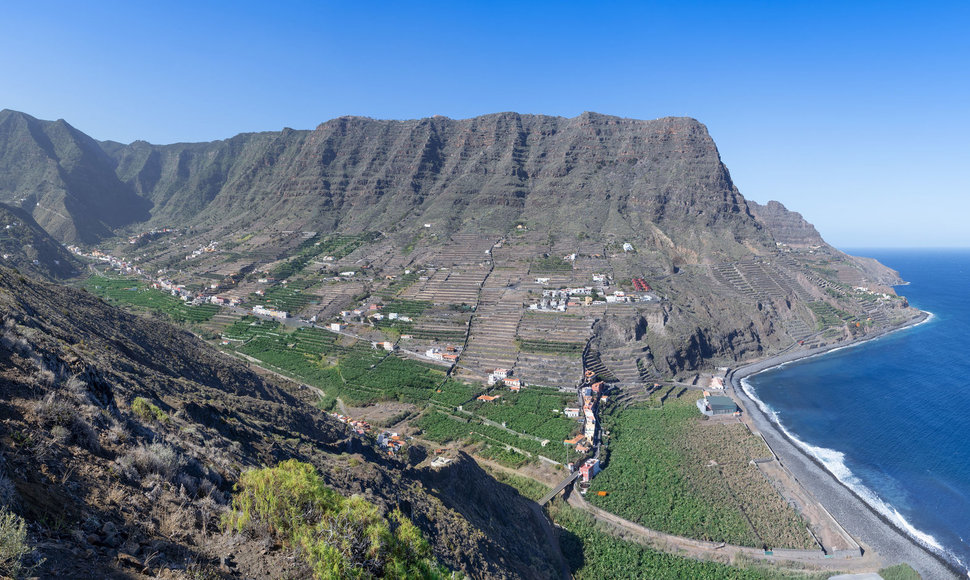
[413,410,579,466]
[588,395,815,549]
[270,233,379,279]
[463,387,579,442]
[85,276,220,323]
[807,301,856,329]
[518,338,585,355]
[224,318,479,407]
[550,503,817,580]
[250,279,318,314]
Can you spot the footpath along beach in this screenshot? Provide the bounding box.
[729,311,965,580]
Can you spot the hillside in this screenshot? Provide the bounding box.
[0,267,564,578]
[103,112,771,263]
[0,109,919,381]
[0,110,151,244]
[0,202,81,279]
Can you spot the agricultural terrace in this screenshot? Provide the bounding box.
[250,279,319,314]
[222,318,478,407]
[588,394,817,550]
[413,410,581,467]
[270,232,378,279]
[807,301,857,330]
[462,387,579,443]
[372,299,432,334]
[84,276,219,323]
[549,503,817,580]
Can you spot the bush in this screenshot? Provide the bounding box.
[0,507,32,578]
[224,460,449,579]
[132,397,168,423]
[119,443,183,481]
[35,394,100,452]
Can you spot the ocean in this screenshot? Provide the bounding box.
[743,249,970,573]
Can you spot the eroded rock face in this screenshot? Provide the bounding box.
[747,200,825,248]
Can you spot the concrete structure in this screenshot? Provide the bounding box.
[697,395,738,417]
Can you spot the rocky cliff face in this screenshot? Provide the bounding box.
[747,200,825,248]
[104,112,772,260]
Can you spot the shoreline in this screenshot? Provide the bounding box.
[728,311,965,580]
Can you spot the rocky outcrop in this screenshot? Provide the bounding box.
[747,200,825,248]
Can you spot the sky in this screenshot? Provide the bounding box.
[1,1,968,248]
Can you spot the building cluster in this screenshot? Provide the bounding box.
[185,241,219,260]
[330,413,371,435]
[252,304,289,320]
[69,246,145,277]
[564,373,607,458]
[376,432,406,456]
[528,274,652,311]
[486,368,523,390]
[425,345,461,362]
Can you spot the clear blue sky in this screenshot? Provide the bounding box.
[2,1,967,247]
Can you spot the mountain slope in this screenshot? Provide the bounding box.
[106,112,773,262]
[0,202,81,279]
[0,267,563,578]
[0,110,151,244]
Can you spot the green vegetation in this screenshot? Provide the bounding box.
[463,388,579,442]
[380,299,431,317]
[518,338,584,355]
[414,410,578,466]
[85,276,219,323]
[550,503,813,580]
[588,396,815,549]
[878,564,921,580]
[807,301,856,329]
[532,255,573,272]
[271,233,379,279]
[486,469,551,502]
[131,397,168,423]
[250,279,318,314]
[224,319,478,407]
[0,507,32,579]
[224,460,451,579]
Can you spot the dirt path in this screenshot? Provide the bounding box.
[567,494,885,573]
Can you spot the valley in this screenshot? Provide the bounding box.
[0,109,935,579]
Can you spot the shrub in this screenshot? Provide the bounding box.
[132,397,168,423]
[119,443,183,481]
[35,394,100,452]
[225,460,448,579]
[0,507,32,578]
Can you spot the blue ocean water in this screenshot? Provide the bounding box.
[745,249,970,572]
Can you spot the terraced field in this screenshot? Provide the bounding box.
[85,276,220,323]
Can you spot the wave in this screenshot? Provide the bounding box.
[740,375,966,572]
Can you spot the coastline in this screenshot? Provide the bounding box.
[728,311,965,580]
